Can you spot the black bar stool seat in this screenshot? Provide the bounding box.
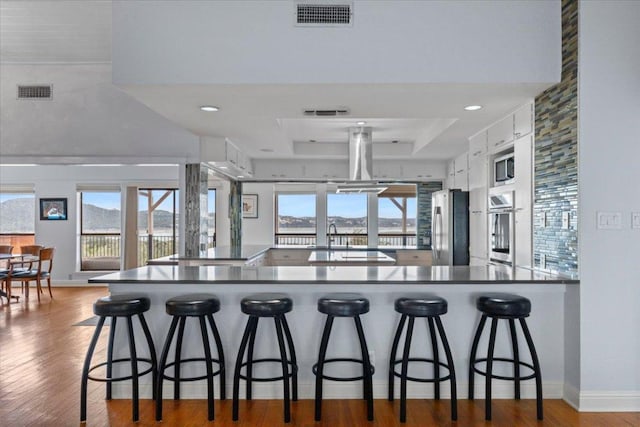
[156,293,225,422]
[233,293,297,423]
[80,294,157,423]
[389,294,457,423]
[314,293,374,421]
[469,292,543,421]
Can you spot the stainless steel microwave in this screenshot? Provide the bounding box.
[494,152,515,185]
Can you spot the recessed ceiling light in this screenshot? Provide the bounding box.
[200,105,220,112]
[464,105,482,111]
[219,166,228,170]
[237,175,244,178]
[356,121,367,126]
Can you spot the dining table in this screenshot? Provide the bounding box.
[0,253,39,302]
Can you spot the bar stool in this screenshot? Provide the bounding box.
[468,293,543,420]
[156,294,226,421]
[80,294,157,423]
[388,295,457,423]
[232,293,298,423]
[314,293,374,421]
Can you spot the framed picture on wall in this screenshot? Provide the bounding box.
[242,194,258,218]
[39,198,68,220]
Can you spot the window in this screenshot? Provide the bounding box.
[138,188,178,265]
[80,191,121,271]
[0,192,36,251]
[327,193,368,247]
[208,189,216,248]
[275,193,316,245]
[378,187,417,247]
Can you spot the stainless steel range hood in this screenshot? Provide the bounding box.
[335,126,387,193]
[348,126,373,180]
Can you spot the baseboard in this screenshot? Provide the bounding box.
[578,391,640,412]
[111,380,564,400]
[563,382,580,410]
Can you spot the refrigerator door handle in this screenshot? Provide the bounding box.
[433,207,441,261]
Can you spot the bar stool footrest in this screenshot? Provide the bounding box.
[391,357,453,383]
[161,357,224,382]
[312,358,376,382]
[472,357,537,381]
[87,357,154,383]
[238,358,297,382]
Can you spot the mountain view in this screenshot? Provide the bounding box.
[279,215,415,230]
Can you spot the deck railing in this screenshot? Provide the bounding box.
[274,233,416,247]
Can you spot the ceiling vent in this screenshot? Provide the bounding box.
[17,85,52,100]
[303,108,350,117]
[295,2,352,26]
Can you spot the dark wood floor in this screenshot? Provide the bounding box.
[1,287,638,427]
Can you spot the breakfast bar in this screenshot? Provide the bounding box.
[90,263,578,402]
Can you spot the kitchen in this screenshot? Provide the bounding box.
[0,0,638,425]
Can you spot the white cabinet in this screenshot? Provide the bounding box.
[446,160,456,189]
[469,131,488,159]
[514,103,534,139]
[514,134,533,267]
[200,136,253,178]
[454,152,469,191]
[469,187,488,260]
[488,115,515,153]
[372,163,402,179]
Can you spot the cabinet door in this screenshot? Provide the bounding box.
[514,103,533,138]
[468,155,487,190]
[469,188,487,260]
[225,141,239,166]
[514,134,533,267]
[488,115,514,153]
[446,160,456,189]
[453,153,468,190]
[469,131,488,159]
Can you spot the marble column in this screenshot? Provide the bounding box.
[416,182,443,249]
[229,179,242,252]
[184,163,209,257]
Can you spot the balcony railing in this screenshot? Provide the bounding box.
[274,233,416,247]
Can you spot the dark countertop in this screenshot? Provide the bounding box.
[90,264,578,285]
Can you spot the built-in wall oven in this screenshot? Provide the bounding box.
[488,189,515,265]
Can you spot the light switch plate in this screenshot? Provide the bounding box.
[597,211,622,229]
[632,212,640,229]
[562,212,570,229]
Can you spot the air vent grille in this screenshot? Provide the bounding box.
[296,3,352,25]
[17,85,52,100]
[303,108,350,117]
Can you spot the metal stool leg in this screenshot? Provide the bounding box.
[509,318,521,400]
[207,313,226,400]
[137,312,157,400]
[156,316,179,421]
[173,316,186,399]
[400,316,415,423]
[485,317,498,421]
[354,315,374,421]
[520,318,544,420]
[314,315,334,421]
[233,316,257,421]
[468,314,487,399]
[435,316,457,421]
[199,316,215,421]
[427,317,440,400]
[126,315,140,422]
[281,315,298,401]
[246,317,258,400]
[388,314,407,401]
[275,315,291,423]
[80,316,106,423]
[106,316,117,400]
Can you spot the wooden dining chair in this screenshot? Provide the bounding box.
[11,247,55,302]
[0,245,14,299]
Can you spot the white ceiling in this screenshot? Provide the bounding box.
[0,1,552,163]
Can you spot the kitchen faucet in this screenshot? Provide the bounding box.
[328,223,337,250]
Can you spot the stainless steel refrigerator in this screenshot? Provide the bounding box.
[431,189,470,265]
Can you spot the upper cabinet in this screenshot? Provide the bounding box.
[200,136,254,178]
[454,152,469,191]
[488,101,534,154]
[514,103,534,138]
[469,131,488,160]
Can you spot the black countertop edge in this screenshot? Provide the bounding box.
[96,279,578,285]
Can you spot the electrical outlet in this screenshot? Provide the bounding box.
[597,212,622,229]
[562,212,570,229]
[368,350,376,368]
[540,211,547,228]
[632,212,640,229]
[540,254,546,269]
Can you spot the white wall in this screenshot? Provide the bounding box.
[578,1,640,410]
[241,182,275,245]
[0,64,199,163]
[113,1,560,85]
[0,165,180,282]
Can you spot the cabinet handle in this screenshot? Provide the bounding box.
[496,139,506,146]
[515,132,522,137]
[471,210,482,214]
[473,150,482,156]
[456,169,465,173]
